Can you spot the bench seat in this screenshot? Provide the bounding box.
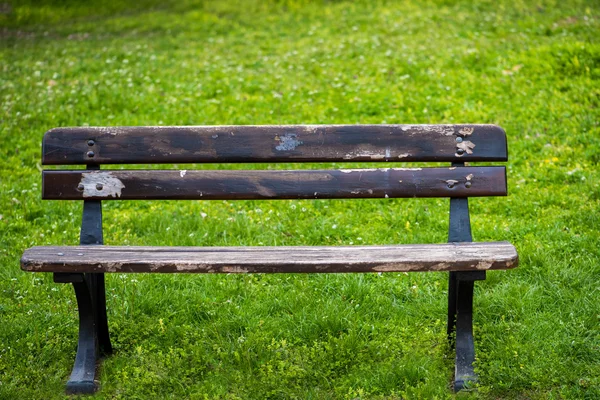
[22,242,518,274]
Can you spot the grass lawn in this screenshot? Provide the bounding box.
[1,0,599,398]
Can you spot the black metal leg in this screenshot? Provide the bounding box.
[447,169,481,391]
[95,274,113,355]
[66,276,99,394]
[55,273,112,394]
[447,271,457,341]
[454,278,476,391]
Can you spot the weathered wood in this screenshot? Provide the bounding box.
[42,167,506,200]
[21,242,518,273]
[42,125,508,165]
[28,122,516,394]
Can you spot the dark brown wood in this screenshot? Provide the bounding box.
[21,242,518,273]
[42,166,506,200]
[42,125,508,165]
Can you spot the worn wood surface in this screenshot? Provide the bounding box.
[21,242,518,273]
[42,125,508,164]
[42,167,506,200]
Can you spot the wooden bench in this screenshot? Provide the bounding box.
[21,124,518,394]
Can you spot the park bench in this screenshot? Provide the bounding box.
[21,124,518,394]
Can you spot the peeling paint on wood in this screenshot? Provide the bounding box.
[402,125,455,136]
[80,172,125,198]
[275,133,303,151]
[475,261,493,270]
[459,127,475,136]
[340,169,379,173]
[456,140,476,157]
[343,150,387,160]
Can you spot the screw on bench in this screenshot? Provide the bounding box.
[86,151,95,158]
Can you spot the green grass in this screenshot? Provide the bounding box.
[1,0,600,398]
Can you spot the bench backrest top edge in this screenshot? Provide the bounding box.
[42,124,508,165]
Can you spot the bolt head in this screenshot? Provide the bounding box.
[456,148,465,155]
[465,181,472,188]
[96,183,103,190]
[87,140,95,146]
[86,151,95,158]
[77,183,84,191]
[456,137,463,143]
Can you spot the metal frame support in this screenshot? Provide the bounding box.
[53,166,112,394]
[447,162,485,392]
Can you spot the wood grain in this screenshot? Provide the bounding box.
[42,124,508,164]
[21,242,518,273]
[42,167,506,200]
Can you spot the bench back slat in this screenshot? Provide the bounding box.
[42,167,506,200]
[42,125,507,165]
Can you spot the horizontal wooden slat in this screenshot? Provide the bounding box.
[42,167,506,200]
[21,242,518,273]
[42,124,508,164]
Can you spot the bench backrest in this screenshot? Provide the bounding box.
[42,125,507,201]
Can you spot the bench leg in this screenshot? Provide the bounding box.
[95,274,113,355]
[55,273,112,394]
[447,272,458,340]
[447,271,484,391]
[454,278,476,391]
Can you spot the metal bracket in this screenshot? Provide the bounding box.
[58,165,112,394]
[54,273,84,283]
[447,161,482,391]
[457,271,486,281]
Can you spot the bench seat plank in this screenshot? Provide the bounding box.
[42,167,507,200]
[21,242,518,273]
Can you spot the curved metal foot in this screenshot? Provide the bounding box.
[66,277,99,394]
[454,377,476,392]
[56,273,112,394]
[66,379,97,395]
